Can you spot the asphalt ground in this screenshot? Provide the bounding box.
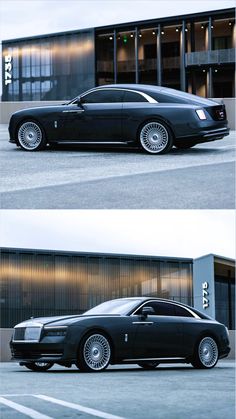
[0,361,234,419]
[0,125,235,209]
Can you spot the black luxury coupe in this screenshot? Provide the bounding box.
[9,84,229,154]
[10,297,230,372]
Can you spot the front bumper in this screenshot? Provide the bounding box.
[10,341,75,364]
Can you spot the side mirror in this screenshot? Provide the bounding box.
[141,306,155,318]
[76,97,83,107]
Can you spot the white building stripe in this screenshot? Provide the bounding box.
[0,397,52,419]
[35,394,125,419]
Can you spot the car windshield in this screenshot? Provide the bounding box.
[83,299,142,315]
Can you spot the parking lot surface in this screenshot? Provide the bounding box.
[0,361,235,418]
[0,125,235,209]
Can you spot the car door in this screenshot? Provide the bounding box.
[132,301,184,359]
[60,89,124,141]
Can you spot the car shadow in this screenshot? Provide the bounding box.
[16,143,227,156]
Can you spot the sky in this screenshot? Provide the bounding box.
[0,210,235,259]
[0,0,234,42]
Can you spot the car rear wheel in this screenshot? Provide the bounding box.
[24,362,53,372]
[191,336,219,369]
[76,333,111,372]
[138,361,159,370]
[17,121,47,151]
[139,121,173,154]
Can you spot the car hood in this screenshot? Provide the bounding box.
[12,104,66,117]
[14,314,120,328]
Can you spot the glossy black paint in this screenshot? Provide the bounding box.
[10,297,230,369]
[9,84,230,151]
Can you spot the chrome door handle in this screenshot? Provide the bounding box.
[132,322,154,325]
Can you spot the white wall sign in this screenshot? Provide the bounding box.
[5,55,12,85]
[202,281,209,309]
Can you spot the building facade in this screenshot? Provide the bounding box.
[2,8,235,102]
[0,248,234,330]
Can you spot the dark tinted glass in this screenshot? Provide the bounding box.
[81,90,123,103]
[174,305,193,317]
[123,91,148,102]
[136,302,175,316]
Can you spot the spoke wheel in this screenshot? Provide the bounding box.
[138,361,159,370]
[24,362,53,372]
[77,333,111,372]
[139,121,173,154]
[192,337,218,369]
[17,121,46,151]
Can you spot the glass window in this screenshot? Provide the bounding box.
[174,305,193,317]
[81,89,123,103]
[136,301,175,316]
[123,91,148,102]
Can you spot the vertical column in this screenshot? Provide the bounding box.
[113,29,117,83]
[135,27,139,84]
[156,24,162,86]
[207,16,212,97]
[180,20,186,91]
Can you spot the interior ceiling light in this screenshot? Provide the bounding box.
[201,24,204,29]
[139,33,142,37]
[109,36,113,40]
[228,21,232,26]
[161,30,165,35]
[185,28,188,32]
[130,33,134,38]
[152,30,156,35]
[176,27,179,32]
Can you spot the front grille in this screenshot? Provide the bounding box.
[206,105,226,121]
[13,328,26,341]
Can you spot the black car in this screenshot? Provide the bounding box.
[9,84,229,154]
[10,297,230,372]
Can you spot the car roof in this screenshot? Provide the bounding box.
[94,84,217,106]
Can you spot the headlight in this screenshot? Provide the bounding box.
[44,326,68,337]
[196,109,207,120]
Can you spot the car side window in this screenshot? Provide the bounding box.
[174,305,194,317]
[81,90,123,104]
[135,301,175,316]
[123,91,148,103]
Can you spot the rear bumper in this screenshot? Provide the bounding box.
[175,126,230,145]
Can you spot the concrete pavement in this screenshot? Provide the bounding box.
[0,361,235,418]
[0,125,235,208]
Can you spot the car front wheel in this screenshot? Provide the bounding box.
[138,361,159,370]
[24,362,53,372]
[191,336,219,369]
[76,333,111,372]
[17,121,47,151]
[139,121,173,154]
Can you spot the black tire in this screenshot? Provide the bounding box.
[175,142,196,149]
[191,336,219,369]
[76,332,111,372]
[139,120,173,154]
[17,120,47,151]
[138,361,159,370]
[24,362,53,372]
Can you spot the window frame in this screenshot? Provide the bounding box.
[131,300,199,318]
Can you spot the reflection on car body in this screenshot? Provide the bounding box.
[10,297,230,372]
[8,84,230,154]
